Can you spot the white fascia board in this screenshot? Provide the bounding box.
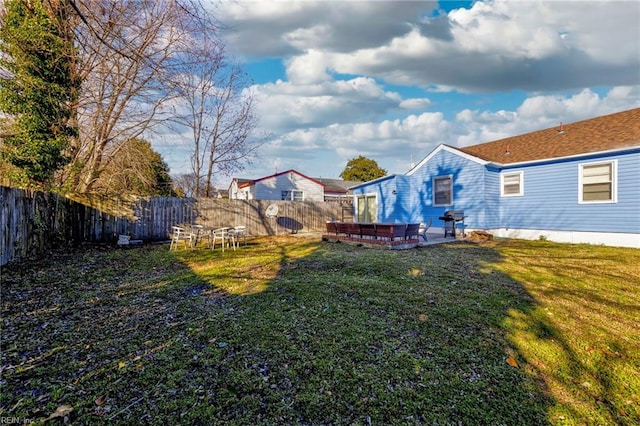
[406,145,489,176]
[348,174,398,190]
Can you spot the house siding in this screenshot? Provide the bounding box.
[351,110,639,247]
[231,184,253,200]
[355,149,639,239]
[351,150,488,227]
[483,167,501,229]
[239,187,253,200]
[406,149,486,228]
[616,151,640,233]
[229,181,238,198]
[351,177,394,222]
[255,172,324,202]
[496,150,640,233]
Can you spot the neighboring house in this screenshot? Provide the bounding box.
[350,108,640,248]
[315,178,361,202]
[229,170,360,202]
[228,169,324,201]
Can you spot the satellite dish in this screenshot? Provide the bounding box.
[265,204,279,218]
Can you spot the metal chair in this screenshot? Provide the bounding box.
[419,218,432,241]
[211,227,236,252]
[189,224,208,248]
[170,225,194,250]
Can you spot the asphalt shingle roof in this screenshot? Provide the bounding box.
[315,178,361,193]
[458,108,640,164]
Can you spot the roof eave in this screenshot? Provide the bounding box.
[488,144,640,168]
[348,174,398,190]
[406,144,489,176]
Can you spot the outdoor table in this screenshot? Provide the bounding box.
[211,227,236,252]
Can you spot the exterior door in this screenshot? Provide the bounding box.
[356,194,377,222]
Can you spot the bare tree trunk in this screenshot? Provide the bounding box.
[62,0,219,193]
[173,56,268,198]
[205,140,216,197]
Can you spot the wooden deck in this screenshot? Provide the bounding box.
[322,222,422,250]
[322,234,419,249]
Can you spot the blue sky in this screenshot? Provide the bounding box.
[155,0,640,188]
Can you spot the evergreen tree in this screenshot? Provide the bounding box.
[92,139,175,196]
[0,0,80,188]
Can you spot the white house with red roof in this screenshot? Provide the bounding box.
[228,169,326,201]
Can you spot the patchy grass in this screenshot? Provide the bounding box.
[487,240,640,425]
[1,236,638,425]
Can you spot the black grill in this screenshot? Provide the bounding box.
[438,210,466,237]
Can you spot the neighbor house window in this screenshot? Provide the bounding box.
[501,171,523,196]
[282,190,303,201]
[579,161,617,203]
[433,175,453,206]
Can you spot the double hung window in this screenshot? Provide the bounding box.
[433,175,453,206]
[501,171,523,196]
[579,161,616,203]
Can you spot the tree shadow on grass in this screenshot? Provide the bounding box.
[4,238,628,424]
[0,238,317,423]
[493,242,640,425]
[0,244,226,423]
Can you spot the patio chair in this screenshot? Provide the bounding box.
[170,225,194,250]
[418,218,432,241]
[359,223,376,239]
[336,222,350,236]
[405,223,421,240]
[325,221,338,235]
[211,227,236,252]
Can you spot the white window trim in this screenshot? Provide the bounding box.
[578,160,617,204]
[433,174,453,207]
[501,171,524,197]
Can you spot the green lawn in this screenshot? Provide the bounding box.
[1,236,638,425]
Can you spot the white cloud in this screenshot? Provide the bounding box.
[285,50,331,84]
[399,98,432,110]
[252,76,402,131]
[245,85,639,179]
[448,1,563,59]
[257,111,451,171]
[453,87,640,147]
[158,80,639,183]
[217,0,435,56]
[159,0,640,186]
[220,0,639,92]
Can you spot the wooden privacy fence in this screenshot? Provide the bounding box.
[1,186,353,265]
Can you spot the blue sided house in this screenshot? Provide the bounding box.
[350,108,640,248]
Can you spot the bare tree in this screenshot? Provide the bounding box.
[172,172,208,198]
[169,35,268,197]
[59,0,220,193]
[203,64,266,197]
[2,0,258,194]
[169,36,224,198]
